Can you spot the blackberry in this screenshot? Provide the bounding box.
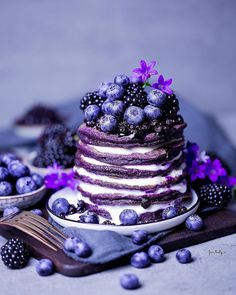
[80,92,105,110]
[117,121,136,136]
[68,205,77,215]
[33,124,77,168]
[77,200,87,213]
[15,105,63,125]
[200,184,232,208]
[102,220,115,225]
[122,83,148,108]
[141,198,151,209]
[135,122,151,139]
[1,238,30,269]
[162,94,180,119]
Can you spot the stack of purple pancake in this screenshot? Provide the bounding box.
[74,118,188,225]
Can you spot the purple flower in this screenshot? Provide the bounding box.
[188,161,206,182]
[44,164,77,190]
[132,60,158,83]
[152,75,173,94]
[218,175,236,187]
[185,142,199,166]
[205,159,227,182]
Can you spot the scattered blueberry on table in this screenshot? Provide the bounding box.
[30,209,43,216]
[36,259,54,276]
[131,230,148,245]
[120,273,141,290]
[74,241,92,258]
[148,245,165,263]
[130,252,150,268]
[185,214,204,231]
[3,206,21,217]
[64,237,81,252]
[176,248,192,264]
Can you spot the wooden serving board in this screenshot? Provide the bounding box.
[0,209,236,277]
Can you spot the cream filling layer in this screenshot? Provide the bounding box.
[75,164,185,187]
[66,190,181,225]
[87,143,156,155]
[80,151,182,171]
[78,180,187,196]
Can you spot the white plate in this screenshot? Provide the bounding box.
[47,188,200,235]
[14,124,46,139]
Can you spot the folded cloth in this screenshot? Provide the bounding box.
[49,217,171,264]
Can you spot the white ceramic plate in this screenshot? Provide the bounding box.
[47,188,200,235]
[0,185,47,211]
[14,124,46,139]
[23,151,72,176]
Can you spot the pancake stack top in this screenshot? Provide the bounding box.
[74,61,189,225]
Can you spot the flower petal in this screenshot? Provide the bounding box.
[140,60,147,71]
[158,75,164,84]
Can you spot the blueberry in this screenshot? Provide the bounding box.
[102,100,124,117]
[148,89,166,107]
[124,106,145,126]
[16,176,37,194]
[114,75,130,87]
[185,214,203,231]
[98,82,112,98]
[130,76,142,84]
[79,212,99,224]
[119,209,138,225]
[51,198,70,217]
[84,104,101,121]
[106,83,124,100]
[131,252,150,268]
[64,237,81,252]
[0,167,9,181]
[148,245,165,262]
[0,181,13,196]
[75,241,92,258]
[162,206,178,220]
[31,209,43,216]
[120,273,140,290]
[131,230,148,245]
[144,105,162,120]
[99,115,118,133]
[0,153,18,166]
[3,206,21,217]
[31,173,44,188]
[176,248,192,264]
[8,160,30,178]
[36,259,54,276]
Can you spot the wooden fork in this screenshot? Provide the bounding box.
[0,211,112,276]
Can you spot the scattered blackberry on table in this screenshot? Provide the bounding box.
[199,184,232,208]
[122,83,148,108]
[1,238,30,269]
[33,124,77,168]
[162,93,180,119]
[80,92,105,110]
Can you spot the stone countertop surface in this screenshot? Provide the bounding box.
[0,233,235,295]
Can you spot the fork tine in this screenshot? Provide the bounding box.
[2,221,58,251]
[14,218,64,249]
[23,212,66,240]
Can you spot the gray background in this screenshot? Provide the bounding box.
[0,0,236,294]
